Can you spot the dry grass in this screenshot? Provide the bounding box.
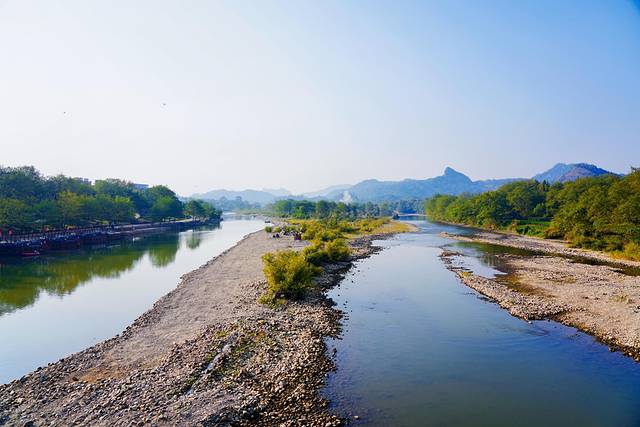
[372,220,417,235]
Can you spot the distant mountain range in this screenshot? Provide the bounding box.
[192,163,617,205]
[331,163,617,202]
[190,189,283,205]
[191,184,354,205]
[300,184,352,199]
[323,167,516,202]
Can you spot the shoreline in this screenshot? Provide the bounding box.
[439,228,640,269]
[0,219,219,258]
[0,227,388,426]
[440,231,640,362]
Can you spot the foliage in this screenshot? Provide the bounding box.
[261,250,320,301]
[618,242,640,261]
[324,238,351,261]
[301,241,329,265]
[203,196,261,213]
[507,219,550,238]
[259,212,413,305]
[265,225,273,233]
[183,199,222,222]
[0,165,220,233]
[301,238,350,265]
[268,199,420,220]
[425,170,640,259]
[291,217,396,240]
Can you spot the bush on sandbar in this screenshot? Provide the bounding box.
[260,250,320,303]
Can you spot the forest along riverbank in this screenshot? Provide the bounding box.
[440,230,640,360]
[0,227,388,426]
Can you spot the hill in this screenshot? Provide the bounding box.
[192,163,618,206]
[327,167,518,202]
[191,189,282,205]
[533,163,615,183]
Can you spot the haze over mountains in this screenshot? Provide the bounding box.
[193,163,617,205]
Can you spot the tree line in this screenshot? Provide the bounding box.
[424,169,640,259]
[0,166,221,233]
[267,199,423,219]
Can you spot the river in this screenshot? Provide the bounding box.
[0,217,264,384]
[324,220,640,426]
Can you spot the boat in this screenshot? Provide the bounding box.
[21,250,40,257]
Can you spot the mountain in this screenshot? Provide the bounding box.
[533,163,615,183]
[329,167,518,202]
[301,184,352,199]
[194,163,616,206]
[262,188,291,197]
[191,189,282,205]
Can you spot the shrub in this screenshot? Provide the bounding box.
[324,238,350,261]
[261,250,320,301]
[302,241,328,265]
[301,238,351,266]
[298,220,342,241]
[283,225,296,233]
[622,241,640,261]
[265,226,273,233]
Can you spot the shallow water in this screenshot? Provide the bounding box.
[324,221,640,426]
[0,218,264,384]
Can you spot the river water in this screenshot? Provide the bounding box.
[0,218,264,384]
[324,221,640,426]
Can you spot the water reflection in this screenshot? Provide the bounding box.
[0,228,206,317]
[185,231,203,250]
[0,219,264,384]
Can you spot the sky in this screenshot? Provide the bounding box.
[0,1,639,195]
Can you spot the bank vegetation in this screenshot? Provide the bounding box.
[0,165,221,233]
[425,168,640,260]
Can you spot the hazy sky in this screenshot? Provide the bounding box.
[1,1,639,195]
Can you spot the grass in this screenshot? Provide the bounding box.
[611,293,631,304]
[288,217,414,239]
[370,220,416,235]
[508,219,550,238]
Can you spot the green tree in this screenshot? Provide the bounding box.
[0,199,31,231]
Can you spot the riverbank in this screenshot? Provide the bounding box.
[440,230,640,361]
[440,229,640,268]
[0,227,387,425]
[0,219,217,257]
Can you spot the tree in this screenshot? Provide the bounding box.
[56,191,84,227]
[184,199,221,221]
[149,196,183,221]
[315,200,332,218]
[0,198,31,231]
[0,166,45,201]
[144,185,183,221]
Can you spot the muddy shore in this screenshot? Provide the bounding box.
[440,230,640,361]
[0,230,385,426]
